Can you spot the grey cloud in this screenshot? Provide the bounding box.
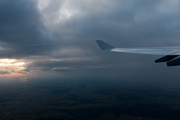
[0,0,41,43]
[0,70,10,75]
[0,0,58,58]
[0,0,180,89]
[52,67,73,72]
[29,0,180,87]
[54,0,180,47]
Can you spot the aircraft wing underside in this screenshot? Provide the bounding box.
[96,40,180,66]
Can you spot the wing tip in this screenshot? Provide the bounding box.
[96,40,114,50]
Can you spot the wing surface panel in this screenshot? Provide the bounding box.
[110,48,180,55]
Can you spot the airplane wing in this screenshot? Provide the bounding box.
[96,40,180,66]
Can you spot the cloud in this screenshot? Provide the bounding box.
[0,0,57,58]
[0,0,180,89]
[0,70,10,75]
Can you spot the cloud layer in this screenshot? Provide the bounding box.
[0,0,180,88]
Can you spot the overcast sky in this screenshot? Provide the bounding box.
[0,0,180,89]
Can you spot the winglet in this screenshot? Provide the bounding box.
[96,40,114,50]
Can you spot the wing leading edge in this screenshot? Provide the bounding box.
[96,40,180,66]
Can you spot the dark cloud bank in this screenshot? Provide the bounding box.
[0,0,180,89]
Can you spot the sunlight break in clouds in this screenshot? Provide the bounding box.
[0,59,25,77]
[0,73,24,77]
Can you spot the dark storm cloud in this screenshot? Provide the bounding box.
[0,0,58,58]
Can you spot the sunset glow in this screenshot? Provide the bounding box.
[0,73,24,77]
[0,59,26,77]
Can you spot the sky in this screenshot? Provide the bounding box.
[0,0,180,89]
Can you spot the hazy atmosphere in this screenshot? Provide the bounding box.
[1,0,180,120]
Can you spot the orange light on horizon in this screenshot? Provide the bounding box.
[0,73,24,77]
[0,58,26,77]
